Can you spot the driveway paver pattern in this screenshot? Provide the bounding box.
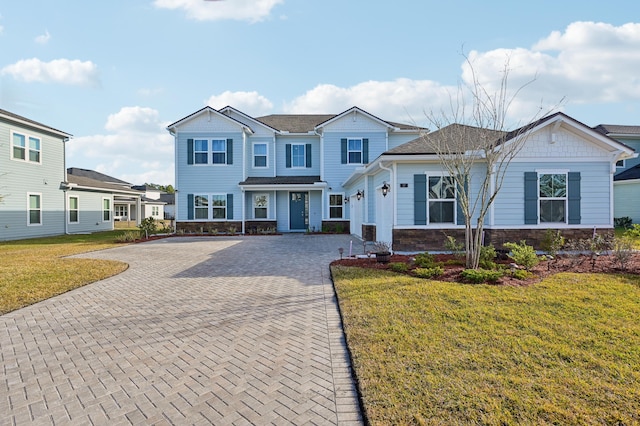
[0,235,364,425]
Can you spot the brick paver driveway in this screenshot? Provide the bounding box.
[0,235,364,425]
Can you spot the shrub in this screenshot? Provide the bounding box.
[414,266,444,279]
[444,235,464,258]
[335,223,345,234]
[614,216,633,229]
[389,262,409,273]
[115,230,140,243]
[414,252,436,268]
[503,240,540,271]
[138,217,158,238]
[612,236,634,271]
[478,244,497,269]
[461,268,503,283]
[511,269,534,280]
[541,229,565,257]
[624,224,640,238]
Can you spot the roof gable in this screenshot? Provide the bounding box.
[0,108,72,139]
[315,106,395,132]
[166,106,253,133]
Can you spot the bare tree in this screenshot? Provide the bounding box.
[422,54,559,269]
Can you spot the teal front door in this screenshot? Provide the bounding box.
[289,192,308,231]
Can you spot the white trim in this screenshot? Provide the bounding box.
[328,192,345,219]
[102,197,112,222]
[252,142,268,169]
[10,130,42,165]
[537,171,568,225]
[68,195,80,224]
[426,174,456,225]
[346,138,364,165]
[253,193,270,219]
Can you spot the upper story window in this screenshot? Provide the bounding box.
[539,173,566,223]
[292,144,305,167]
[188,138,233,166]
[253,143,268,168]
[428,176,455,223]
[341,138,369,165]
[12,132,41,164]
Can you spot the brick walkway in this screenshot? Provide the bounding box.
[0,235,364,425]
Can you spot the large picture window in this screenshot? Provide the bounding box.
[539,173,567,223]
[428,176,455,223]
[329,194,344,219]
[254,194,268,219]
[28,194,41,225]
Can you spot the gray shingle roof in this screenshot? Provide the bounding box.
[593,124,640,135]
[614,164,640,181]
[0,108,72,138]
[67,175,141,193]
[240,176,322,185]
[385,124,506,155]
[67,168,131,186]
[255,115,335,133]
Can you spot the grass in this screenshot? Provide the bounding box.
[0,231,130,314]
[332,266,640,425]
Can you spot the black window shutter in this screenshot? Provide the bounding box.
[341,139,347,164]
[187,194,194,220]
[524,172,538,224]
[187,139,194,165]
[305,144,312,168]
[363,138,369,163]
[456,175,468,226]
[226,139,233,165]
[568,172,581,224]
[414,174,427,225]
[227,194,234,219]
[286,144,292,168]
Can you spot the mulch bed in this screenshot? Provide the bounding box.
[331,253,640,285]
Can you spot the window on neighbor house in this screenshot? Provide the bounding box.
[254,194,268,219]
[539,173,567,223]
[114,205,128,219]
[292,144,305,168]
[211,194,227,219]
[152,206,159,216]
[103,198,111,222]
[28,194,41,225]
[428,176,455,223]
[329,194,344,219]
[194,195,208,219]
[616,159,625,168]
[212,139,227,164]
[253,143,267,168]
[12,132,41,164]
[194,139,208,164]
[69,196,79,223]
[347,138,362,164]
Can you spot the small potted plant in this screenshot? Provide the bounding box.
[373,241,392,263]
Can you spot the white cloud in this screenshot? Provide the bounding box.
[1,58,99,86]
[153,0,283,23]
[67,106,174,185]
[206,90,274,116]
[35,30,51,44]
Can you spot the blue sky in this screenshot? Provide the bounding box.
[1,0,640,185]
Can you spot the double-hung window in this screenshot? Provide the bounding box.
[211,195,227,219]
[539,173,567,223]
[194,195,209,219]
[212,139,227,164]
[253,143,267,168]
[69,196,79,223]
[292,144,305,168]
[347,139,362,164]
[254,194,268,219]
[152,206,159,217]
[28,193,41,225]
[428,176,455,223]
[194,139,208,164]
[329,194,344,219]
[102,198,111,222]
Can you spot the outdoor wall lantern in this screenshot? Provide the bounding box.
[356,190,364,201]
[381,181,390,197]
[344,196,349,204]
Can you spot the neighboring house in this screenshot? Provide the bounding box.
[593,125,640,224]
[132,185,166,220]
[67,168,142,224]
[0,108,72,241]
[167,106,422,234]
[160,192,175,220]
[345,112,636,251]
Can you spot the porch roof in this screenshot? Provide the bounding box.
[239,176,327,190]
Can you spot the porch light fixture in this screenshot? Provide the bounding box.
[381,181,390,197]
[344,196,349,204]
[356,190,364,201]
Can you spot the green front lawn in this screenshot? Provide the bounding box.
[0,232,129,314]
[332,266,640,425]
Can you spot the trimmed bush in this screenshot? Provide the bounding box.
[503,240,540,271]
[414,266,444,279]
[414,252,437,268]
[115,230,140,243]
[479,244,497,269]
[461,268,504,283]
[389,262,409,273]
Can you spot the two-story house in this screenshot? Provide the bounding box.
[167,106,422,234]
[0,109,72,241]
[593,124,640,224]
